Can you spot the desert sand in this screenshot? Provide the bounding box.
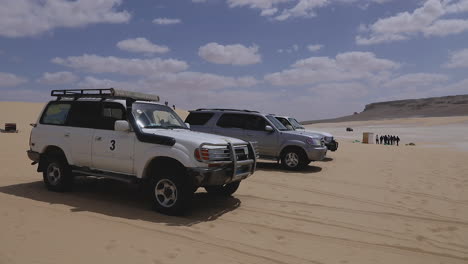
[1,102,467,264]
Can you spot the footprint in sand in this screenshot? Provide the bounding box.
[275,235,285,241]
[105,240,117,251]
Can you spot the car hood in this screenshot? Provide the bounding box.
[141,128,247,146]
[297,128,333,137]
[282,130,322,138]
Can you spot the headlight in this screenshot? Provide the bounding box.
[306,138,321,146]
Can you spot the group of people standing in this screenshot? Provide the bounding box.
[376,134,400,146]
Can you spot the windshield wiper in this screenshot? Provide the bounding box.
[144,125,164,129]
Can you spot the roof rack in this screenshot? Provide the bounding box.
[51,88,160,102]
[194,108,259,113]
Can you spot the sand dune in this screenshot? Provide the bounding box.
[1,102,467,264]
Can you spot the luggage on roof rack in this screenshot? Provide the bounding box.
[51,88,160,102]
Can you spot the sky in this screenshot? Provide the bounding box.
[0,0,468,121]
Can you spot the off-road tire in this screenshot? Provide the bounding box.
[43,156,73,192]
[205,181,240,196]
[149,168,194,216]
[281,148,308,171]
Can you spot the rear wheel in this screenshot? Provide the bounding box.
[43,156,73,192]
[205,181,240,196]
[150,169,193,216]
[281,148,308,171]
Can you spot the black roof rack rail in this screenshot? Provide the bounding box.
[51,88,160,102]
[193,108,259,113]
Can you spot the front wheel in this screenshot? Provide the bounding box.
[281,149,308,171]
[43,156,73,192]
[205,181,240,196]
[150,170,193,216]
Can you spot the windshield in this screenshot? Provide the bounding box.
[265,115,288,131]
[274,117,295,131]
[132,103,187,129]
[288,118,305,129]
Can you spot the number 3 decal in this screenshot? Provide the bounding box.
[110,140,116,151]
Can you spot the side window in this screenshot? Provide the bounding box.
[99,103,127,130]
[244,115,267,131]
[185,113,214,125]
[216,114,246,129]
[40,103,72,125]
[276,117,290,127]
[67,102,101,128]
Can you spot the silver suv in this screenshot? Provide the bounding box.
[185,109,327,170]
[274,116,338,152]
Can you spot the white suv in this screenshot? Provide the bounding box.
[27,89,256,215]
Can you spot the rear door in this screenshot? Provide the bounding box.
[212,113,248,140]
[65,101,101,167]
[91,102,135,175]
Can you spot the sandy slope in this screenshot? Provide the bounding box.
[1,102,467,264]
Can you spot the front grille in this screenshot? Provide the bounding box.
[201,144,253,162]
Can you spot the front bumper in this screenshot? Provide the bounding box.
[188,159,255,186]
[304,145,327,161]
[188,141,257,187]
[326,140,339,151]
[27,150,40,163]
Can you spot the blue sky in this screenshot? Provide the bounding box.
[1,0,468,120]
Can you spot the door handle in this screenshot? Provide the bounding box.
[64,133,70,138]
[95,136,102,141]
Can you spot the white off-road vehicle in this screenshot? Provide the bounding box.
[27,89,256,215]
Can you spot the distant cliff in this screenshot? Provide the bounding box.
[303,94,468,124]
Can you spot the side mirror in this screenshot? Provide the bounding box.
[115,120,130,132]
[185,123,191,129]
[265,125,274,132]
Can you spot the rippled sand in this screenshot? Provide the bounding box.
[1,102,467,264]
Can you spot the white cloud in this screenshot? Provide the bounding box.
[0,72,28,88]
[0,0,130,38]
[79,72,259,93]
[443,48,468,68]
[382,73,449,89]
[356,0,468,45]
[37,71,79,85]
[116,38,169,54]
[274,0,328,21]
[307,44,323,52]
[265,51,399,86]
[52,54,188,76]
[423,19,468,37]
[198,43,262,65]
[278,44,300,53]
[152,18,182,25]
[227,0,393,21]
[309,82,369,99]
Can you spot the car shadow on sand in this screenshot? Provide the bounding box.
[0,178,240,226]
[321,157,334,162]
[255,162,322,174]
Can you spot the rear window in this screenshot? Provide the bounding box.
[216,114,247,129]
[67,102,101,128]
[40,103,71,125]
[185,112,214,126]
